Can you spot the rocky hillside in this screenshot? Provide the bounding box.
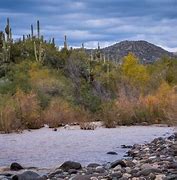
[100,40,174,63]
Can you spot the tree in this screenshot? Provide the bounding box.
[122,53,150,89]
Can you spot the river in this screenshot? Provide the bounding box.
[0,125,174,168]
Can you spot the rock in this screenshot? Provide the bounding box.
[110,160,126,168]
[124,160,135,167]
[87,163,100,168]
[113,165,122,171]
[12,171,42,180]
[137,168,162,176]
[121,145,133,149]
[118,177,128,180]
[125,167,131,174]
[48,169,63,178]
[111,172,122,178]
[127,150,139,157]
[95,166,105,173]
[167,162,177,169]
[59,161,82,171]
[0,175,9,180]
[155,174,166,180]
[148,173,156,180]
[107,151,118,155]
[166,174,177,180]
[53,128,57,131]
[10,163,23,171]
[68,169,78,174]
[90,177,98,180]
[71,174,93,180]
[141,163,153,170]
[123,173,131,178]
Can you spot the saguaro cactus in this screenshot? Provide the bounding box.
[52,37,55,47]
[9,28,12,42]
[34,41,43,63]
[31,24,34,38]
[0,31,9,62]
[2,18,12,62]
[64,35,67,49]
[103,53,106,64]
[5,18,10,42]
[96,42,101,61]
[23,35,25,42]
[37,20,40,39]
[0,32,4,49]
[82,43,84,50]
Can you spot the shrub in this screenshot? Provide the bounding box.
[115,92,136,125]
[42,98,74,127]
[100,101,118,128]
[43,98,92,128]
[0,95,21,133]
[14,89,42,129]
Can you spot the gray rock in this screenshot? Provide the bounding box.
[121,145,133,149]
[71,174,93,180]
[167,162,177,169]
[124,160,135,167]
[68,169,78,174]
[10,163,23,171]
[110,160,126,168]
[95,166,105,173]
[107,151,118,155]
[48,169,63,178]
[59,161,82,171]
[12,171,42,180]
[166,174,177,180]
[137,168,162,176]
[87,163,100,168]
[111,172,122,178]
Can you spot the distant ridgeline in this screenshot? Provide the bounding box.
[0,18,175,67]
[86,41,175,64]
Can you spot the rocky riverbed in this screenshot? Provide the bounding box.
[0,132,177,180]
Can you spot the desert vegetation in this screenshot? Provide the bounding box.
[0,18,177,133]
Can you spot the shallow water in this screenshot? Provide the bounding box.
[0,126,174,168]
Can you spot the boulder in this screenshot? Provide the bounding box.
[87,163,100,168]
[110,160,126,168]
[59,161,82,171]
[10,163,23,171]
[12,171,43,180]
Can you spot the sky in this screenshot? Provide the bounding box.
[0,0,177,51]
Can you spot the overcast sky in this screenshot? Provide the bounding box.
[0,0,177,51]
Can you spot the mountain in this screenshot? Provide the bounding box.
[97,40,175,63]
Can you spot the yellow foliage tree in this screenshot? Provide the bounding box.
[122,53,150,88]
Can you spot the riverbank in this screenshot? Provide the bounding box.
[0,132,177,179]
